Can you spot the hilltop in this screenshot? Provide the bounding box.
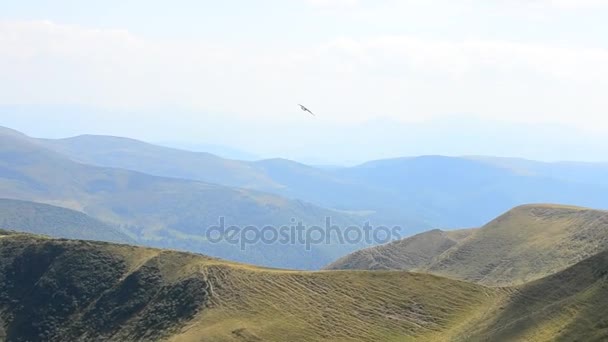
[328,204,608,286]
[0,232,500,342]
[326,228,474,271]
[1,231,608,341]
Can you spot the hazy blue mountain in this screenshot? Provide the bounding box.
[22,127,608,229]
[35,132,432,228]
[469,156,608,186]
[155,140,261,161]
[0,127,367,269]
[40,134,282,191]
[5,105,608,164]
[337,156,608,227]
[0,198,134,244]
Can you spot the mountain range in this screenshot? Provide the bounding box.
[30,127,608,229]
[4,125,608,269]
[3,124,608,340]
[0,126,363,269]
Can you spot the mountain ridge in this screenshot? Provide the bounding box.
[19,125,608,229]
[327,204,608,286]
[2,230,608,341]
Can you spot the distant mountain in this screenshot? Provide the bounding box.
[327,204,608,286]
[5,125,608,268]
[0,198,133,244]
[30,129,608,229]
[0,127,363,269]
[469,155,608,186]
[2,231,608,341]
[40,134,282,191]
[155,140,261,160]
[35,131,432,229]
[336,156,608,227]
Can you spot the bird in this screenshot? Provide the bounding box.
[298,104,315,116]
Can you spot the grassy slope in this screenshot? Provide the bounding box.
[0,234,212,342]
[0,127,362,269]
[328,204,608,286]
[428,204,608,286]
[175,270,498,342]
[3,232,608,341]
[325,228,474,271]
[0,233,502,342]
[0,198,134,244]
[464,249,608,341]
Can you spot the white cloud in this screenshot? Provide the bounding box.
[0,20,607,131]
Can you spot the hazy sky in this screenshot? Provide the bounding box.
[1,1,607,163]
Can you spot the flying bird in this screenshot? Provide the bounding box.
[298,104,315,116]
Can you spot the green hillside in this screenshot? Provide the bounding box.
[0,127,363,269]
[2,231,608,341]
[325,228,474,271]
[427,204,608,285]
[328,204,608,286]
[0,198,133,244]
[464,249,608,341]
[0,232,502,342]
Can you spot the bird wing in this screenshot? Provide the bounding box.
[298,104,315,116]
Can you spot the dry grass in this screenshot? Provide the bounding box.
[330,204,608,287]
[428,204,608,285]
[2,230,608,341]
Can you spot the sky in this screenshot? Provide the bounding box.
[1,0,608,164]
